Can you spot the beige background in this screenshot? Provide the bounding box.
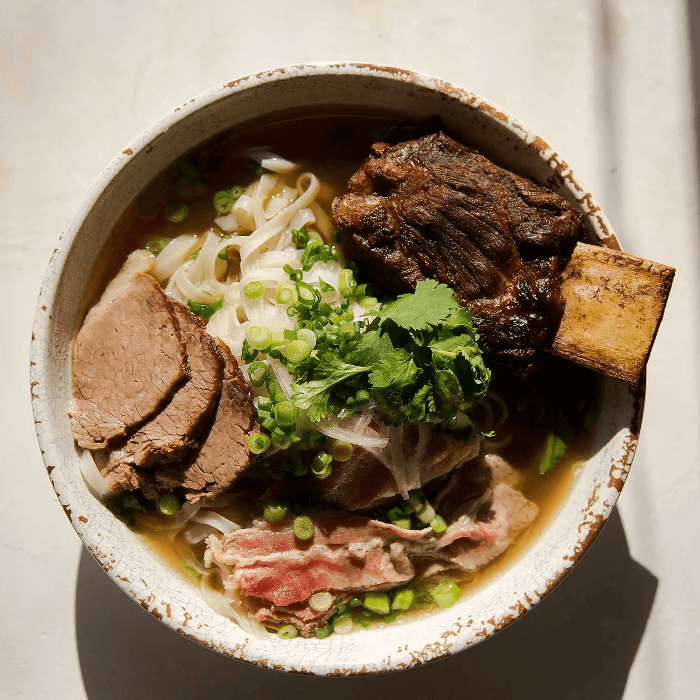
[1,1,698,698]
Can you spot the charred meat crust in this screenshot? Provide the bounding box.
[332,132,586,373]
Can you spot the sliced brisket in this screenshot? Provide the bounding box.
[171,342,258,501]
[69,273,188,449]
[332,132,585,372]
[101,303,224,476]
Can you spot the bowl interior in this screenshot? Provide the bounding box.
[30,64,642,674]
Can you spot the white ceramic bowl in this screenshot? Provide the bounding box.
[30,63,643,675]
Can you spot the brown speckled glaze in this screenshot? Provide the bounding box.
[30,63,643,675]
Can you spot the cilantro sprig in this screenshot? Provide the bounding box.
[282,276,491,426]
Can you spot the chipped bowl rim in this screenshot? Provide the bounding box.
[30,62,644,675]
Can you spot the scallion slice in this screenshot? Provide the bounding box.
[278,624,298,639]
[308,591,333,612]
[363,592,390,616]
[274,400,298,427]
[391,588,414,612]
[429,581,461,608]
[213,190,233,214]
[246,325,271,351]
[247,361,270,387]
[247,432,271,455]
[263,501,287,522]
[329,440,353,462]
[311,452,332,480]
[157,493,180,516]
[292,515,314,540]
[275,282,297,305]
[165,201,188,223]
[243,280,265,300]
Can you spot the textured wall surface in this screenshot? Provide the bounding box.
[1,0,698,698]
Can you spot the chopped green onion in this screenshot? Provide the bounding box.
[391,588,414,612]
[331,612,353,635]
[314,623,332,639]
[275,282,297,305]
[309,591,333,612]
[329,440,353,462]
[354,389,370,405]
[415,500,437,525]
[243,280,265,300]
[217,235,232,260]
[430,514,448,533]
[292,515,314,540]
[263,501,287,522]
[360,296,379,311]
[247,361,270,387]
[165,201,188,223]
[354,283,368,300]
[349,597,363,608]
[291,227,310,248]
[297,328,317,350]
[269,331,285,348]
[246,325,271,351]
[230,185,245,200]
[213,190,233,214]
[143,238,169,254]
[353,609,373,628]
[191,247,201,260]
[363,592,390,616]
[274,400,298,427]
[187,297,224,320]
[248,432,271,455]
[158,493,180,516]
[283,339,311,364]
[271,433,293,450]
[311,452,333,479]
[277,624,298,639]
[338,269,356,295]
[429,581,461,608]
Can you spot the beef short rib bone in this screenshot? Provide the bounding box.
[551,242,674,383]
[333,132,674,383]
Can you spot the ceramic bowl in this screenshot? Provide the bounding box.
[30,62,642,675]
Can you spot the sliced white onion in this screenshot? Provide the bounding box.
[183,523,217,545]
[78,449,112,498]
[192,510,241,535]
[269,361,294,399]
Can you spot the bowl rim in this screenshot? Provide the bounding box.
[30,61,644,675]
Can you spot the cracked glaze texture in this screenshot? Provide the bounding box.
[30,63,643,675]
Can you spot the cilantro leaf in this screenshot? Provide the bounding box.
[344,330,394,367]
[539,430,568,474]
[291,353,369,422]
[374,279,459,331]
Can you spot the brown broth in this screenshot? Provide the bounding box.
[90,113,601,623]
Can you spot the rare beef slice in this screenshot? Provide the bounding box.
[332,132,586,372]
[69,273,188,449]
[100,302,225,478]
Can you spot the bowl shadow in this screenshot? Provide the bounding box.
[75,507,656,700]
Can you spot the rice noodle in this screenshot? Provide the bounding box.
[78,449,111,498]
[138,500,203,532]
[192,510,241,535]
[152,235,201,282]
